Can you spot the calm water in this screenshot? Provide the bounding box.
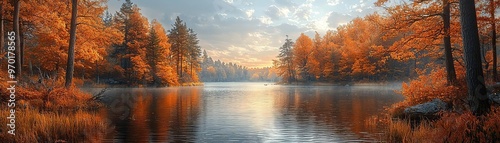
[98,82,403,142]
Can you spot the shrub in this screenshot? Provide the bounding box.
[388,67,468,117]
[400,68,467,106]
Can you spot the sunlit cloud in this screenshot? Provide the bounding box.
[106,0,380,68]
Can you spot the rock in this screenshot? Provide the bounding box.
[403,99,448,120]
[489,93,500,105]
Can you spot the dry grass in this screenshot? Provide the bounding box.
[0,109,107,142]
[386,108,500,142]
[180,82,204,86]
[386,119,436,143]
[0,73,108,142]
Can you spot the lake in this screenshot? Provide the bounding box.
[98,82,403,142]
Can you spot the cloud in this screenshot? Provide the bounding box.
[245,9,255,17]
[259,16,273,25]
[294,4,312,21]
[105,0,380,67]
[274,0,297,8]
[265,5,290,20]
[289,0,316,26]
[327,0,341,6]
[327,12,352,28]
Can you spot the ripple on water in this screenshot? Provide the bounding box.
[101,82,403,142]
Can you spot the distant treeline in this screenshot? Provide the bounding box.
[199,50,278,82]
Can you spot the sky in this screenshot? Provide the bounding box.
[107,0,382,68]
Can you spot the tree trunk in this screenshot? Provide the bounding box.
[180,48,183,78]
[459,0,490,116]
[124,21,130,86]
[177,48,180,77]
[13,0,21,78]
[491,0,498,81]
[0,3,3,69]
[20,22,24,66]
[95,60,99,84]
[443,0,457,84]
[65,0,78,88]
[29,60,32,76]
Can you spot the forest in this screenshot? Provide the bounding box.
[273,0,498,85]
[0,0,499,142]
[200,50,278,82]
[271,0,500,141]
[0,0,206,88]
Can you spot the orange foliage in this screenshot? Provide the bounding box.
[156,63,179,86]
[293,33,313,81]
[400,68,466,105]
[131,55,151,84]
[24,0,120,78]
[275,14,393,83]
[387,107,500,142]
[43,87,97,110]
[308,32,327,80]
[147,19,179,86]
[377,0,464,68]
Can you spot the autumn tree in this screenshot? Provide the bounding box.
[113,0,150,85]
[443,0,457,84]
[342,17,385,80]
[0,1,4,69]
[293,33,313,81]
[308,32,328,80]
[22,1,72,76]
[491,0,498,81]
[477,0,499,81]
[146,19,178,86]
[13,0,119,86]
[12,0,20,78]
[65,0,78,88]
[376,0,460,84]
[274,35,295,83]
[321,30,341,81]
[459,0,490,116]
[273,15,407,83]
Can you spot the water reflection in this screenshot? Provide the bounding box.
[272,86,402,142]
[101,88,202,142]
[101,83,402,142]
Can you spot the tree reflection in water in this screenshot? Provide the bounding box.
[100,83,402,142]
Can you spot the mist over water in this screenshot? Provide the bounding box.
[100,82,403,142]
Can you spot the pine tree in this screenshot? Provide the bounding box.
[113,0,150,85]
[187,28,202,82]
[274,35,295,83]
[147,19,178,86]
[168,16,189,81]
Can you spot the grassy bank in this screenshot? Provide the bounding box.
[383,68,500,142]
[0,109,107,142]
[386,108,500,142]
[0,76,108,142]
[180,82,204,86]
